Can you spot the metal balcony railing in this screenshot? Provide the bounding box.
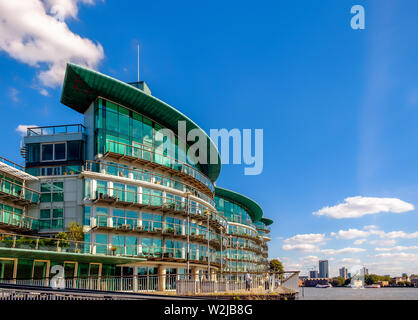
[84,160,215,207]
[0,210,38,230]
[0,178,40,204]
[26,124,86,136]
[104,140,215,193]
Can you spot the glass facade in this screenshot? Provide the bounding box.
[0,66,272,284]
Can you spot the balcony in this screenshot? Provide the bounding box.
[83,160,215,207]
[0,178,40,205]
[90,186,224,230]
[0,210,38,232]
[0,232,145,265]
[26,124,86,136]
[102,140,215,195]
[90,215,221,246]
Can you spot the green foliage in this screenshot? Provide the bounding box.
[55,232,69,247]
[68,222,84,241]
[365,274,392,285]
[269,259,284,273]
[331,276,346,287]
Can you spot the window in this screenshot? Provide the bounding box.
[67,141,82,161]
[95,234,108,254]
[41,144,53,161]
[40,181,64,202]
[141,212,162,232]
[41,143,66,162]
[83,206,91,226]
[39,208,64,229]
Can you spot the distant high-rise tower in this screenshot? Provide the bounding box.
[362,267,368,275]
[309,270,319,279]
[319,260,329,278]
[339,267,348,279]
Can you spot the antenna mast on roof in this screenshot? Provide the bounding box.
[137,43,140,82]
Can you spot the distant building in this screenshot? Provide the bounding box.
[304,278,330,287]
[319,260,329,278]
[339,267,348,279]
[362,267,369,275]
[378,281,389,287]
[411,278,418,288]
[309,270,319,279]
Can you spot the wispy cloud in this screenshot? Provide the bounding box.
[313,196,414,219]
[0,0,104,89]
[8,87,19,102]
[375,246,418,252]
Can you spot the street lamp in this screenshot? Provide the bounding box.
[185,192,192,278]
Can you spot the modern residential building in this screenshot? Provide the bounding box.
[309,270,319,279]
[0,63,272,287]
[319,260,329,279]
[339,267,348,279]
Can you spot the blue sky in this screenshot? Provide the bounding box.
[1,0,418,276]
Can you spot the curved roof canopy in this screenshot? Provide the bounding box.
[215,186,266,223]
[260,217,273,226]
[60,63,221,182]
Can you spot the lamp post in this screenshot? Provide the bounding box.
[206,210,210,277]
[185,192,192,278]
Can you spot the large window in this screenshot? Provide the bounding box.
[40,208,63,229]
[94,98,202,172]
[142,212,162,232]
[40,181,64,202]
[41,143,66,161]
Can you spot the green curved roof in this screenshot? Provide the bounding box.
[261,217,273,226]
[215,186,265,223]
[60,63,221,182]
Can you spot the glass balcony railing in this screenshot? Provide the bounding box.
[0,232,221,265]
[0,210,38,230]
[91,186,226,230]
[0,178,40,203]
[84,160,215,207]
[104,140,215,194]
[26,124,86,136]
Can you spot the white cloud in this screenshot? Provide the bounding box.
[313,196,414,219]
[39,88,50,96]
[15,124,39,136]
[0,0,104,88]
[369,239,397,246]
[282,243,318,252]
[383,231,418,239]
[320,247,366,255]
[283,233,326,245]
[44,0,97,21]
[375,246,418,252]
[340,258,361,264]
[332,228,371,239]
[353,239,367,245]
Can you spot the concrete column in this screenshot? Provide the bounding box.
[191,267,199,281]
[210,269,216,281]
[158,265,166,292]
[133,267,138,292]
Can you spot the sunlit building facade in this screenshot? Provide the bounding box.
[0,63,272,285]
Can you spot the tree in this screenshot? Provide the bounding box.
[68,222,84,241]
[331,276,345,287]
[55,232,69,248]
[269,259,284,273]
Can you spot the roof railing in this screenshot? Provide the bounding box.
[26,124,86,136]
[0,156,25,171]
